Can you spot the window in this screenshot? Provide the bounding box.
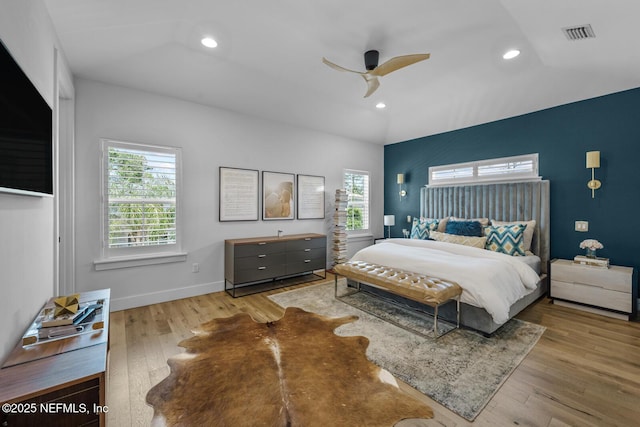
[429,153,540,186]
[99,139,182,263]
[343,169,370,233]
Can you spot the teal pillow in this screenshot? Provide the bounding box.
[445,220,483,237]
[484,224,526,256]
[410,218,439,239]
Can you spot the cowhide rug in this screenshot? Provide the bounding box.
[146,306,433,426]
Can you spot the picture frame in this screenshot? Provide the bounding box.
[219,167,259,221]
[262,171,295,220]
[296,174,325,219]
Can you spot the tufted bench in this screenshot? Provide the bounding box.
[333,260,462,338]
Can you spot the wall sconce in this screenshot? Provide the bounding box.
[586,151,601,198]
[383,215,395,239]
[397,173,407,201]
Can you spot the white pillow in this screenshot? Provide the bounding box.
[491,219,536,252]
[429,231,487,249]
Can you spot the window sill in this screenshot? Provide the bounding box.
[94,252,187,271]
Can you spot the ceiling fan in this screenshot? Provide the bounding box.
[322,50,430,98]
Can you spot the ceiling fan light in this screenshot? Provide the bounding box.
[503,49,520,60]
[201,37,218,48]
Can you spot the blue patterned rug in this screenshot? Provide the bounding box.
[269,281,545,421]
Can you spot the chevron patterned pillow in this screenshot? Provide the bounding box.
[410,218,438,239]
[484,224,526,256]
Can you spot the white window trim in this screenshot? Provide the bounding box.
[95,138,185,269]
[344,168,371,235]
[428,153,540,187]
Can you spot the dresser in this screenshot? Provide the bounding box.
[225,233,326,296]
[550,259,636,320]
[0,289,110,426]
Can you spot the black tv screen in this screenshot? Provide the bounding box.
[0,39,53,196]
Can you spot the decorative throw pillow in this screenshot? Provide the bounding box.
[491,219,536,252]
[445,220,484,237]
[484,224,526,256]
[429,231,487,249]
[410,218,439,239]
[450,216,490,227]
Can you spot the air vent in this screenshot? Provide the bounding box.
[563,24,595,41]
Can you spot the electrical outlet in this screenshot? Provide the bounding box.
[575,221,589,232]
[192,263,199,273]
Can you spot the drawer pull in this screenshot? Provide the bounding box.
[258,254,266,258]
[304,248,311,252]
[304,259,311,263]
[258,242,267,245]
[258,266,267,270]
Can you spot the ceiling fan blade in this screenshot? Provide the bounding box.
[322,57,364,74]
[362,75,380,98]
[370,53,430,77]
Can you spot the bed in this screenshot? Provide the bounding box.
[349,180,550,335]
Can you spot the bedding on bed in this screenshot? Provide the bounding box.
[350,238,541,325]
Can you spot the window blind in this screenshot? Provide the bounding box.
[343,170,370,232]
[429,153,539,186]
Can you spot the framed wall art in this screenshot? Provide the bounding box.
[262,171,295,220]
[219,167,259,221]
[297,174,325,219]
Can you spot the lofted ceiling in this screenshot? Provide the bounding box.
[43,0,640,145]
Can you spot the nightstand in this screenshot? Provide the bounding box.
[550,259,636,320]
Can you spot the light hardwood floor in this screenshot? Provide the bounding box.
[107,275,640,426]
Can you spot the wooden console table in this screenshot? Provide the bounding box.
[0,288,110,426]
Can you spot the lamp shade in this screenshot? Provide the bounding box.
[586,151,600,168]
[383,215,395,226]
[396,173,405,184]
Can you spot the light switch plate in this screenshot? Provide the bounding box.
[575,221,589,232]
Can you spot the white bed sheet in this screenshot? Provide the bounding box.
[350,238,542,325]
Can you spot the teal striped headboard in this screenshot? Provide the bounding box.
[420,180,550,273]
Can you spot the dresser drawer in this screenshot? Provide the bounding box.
[286,258,326,275]
[234,264,286,284]
[286,247,325,263]
[551,279,632,313]
[286,236,326,251]
[551,260,632,293]
[234,241,287,257]
[234,253,286,270]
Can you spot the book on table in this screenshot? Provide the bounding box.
[22,301,105,346]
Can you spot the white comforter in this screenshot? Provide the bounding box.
[350,238,541,325]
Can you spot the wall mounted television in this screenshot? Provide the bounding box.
[0,38,53,197]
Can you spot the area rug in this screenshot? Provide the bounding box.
[268,281,545,421]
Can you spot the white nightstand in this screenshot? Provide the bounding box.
[550,259,635,320]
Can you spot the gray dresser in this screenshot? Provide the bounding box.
[224,233,326,296]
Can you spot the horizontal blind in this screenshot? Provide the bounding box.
[344,170,370,231]
[106,144,177,248]
[429,153,539,186]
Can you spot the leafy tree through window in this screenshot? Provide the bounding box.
[343,170,369,232]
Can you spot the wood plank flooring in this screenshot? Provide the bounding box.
[107,275,640,426]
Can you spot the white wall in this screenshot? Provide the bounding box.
[0,1,73,362]
[74,79,384,311]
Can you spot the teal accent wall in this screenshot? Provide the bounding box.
[384,87,640,272]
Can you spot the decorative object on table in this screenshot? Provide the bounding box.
[219,167,259,221]
[53,293,80,317]
[573,255,609,268]
[269,282,545,421]
[579,238,603,258]
[262,171,295,220]
[332,189,348,266]
[296,174,325,219]
[383,214,395,238]
[146,307,433,426]
[397,173,406,201]
[586,150,602,198]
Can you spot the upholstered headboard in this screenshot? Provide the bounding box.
[420,180,550,274]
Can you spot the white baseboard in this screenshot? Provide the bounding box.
[110,280,225,311]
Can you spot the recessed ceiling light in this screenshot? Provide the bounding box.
[201,37,218,48]
[376,102,386,109]
[503,49,520,60]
